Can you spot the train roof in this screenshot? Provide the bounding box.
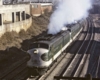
[34,22,81,44]
[33,30,70,46]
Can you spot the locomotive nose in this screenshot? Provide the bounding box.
[33,49,38,54]
[27,52,31,60]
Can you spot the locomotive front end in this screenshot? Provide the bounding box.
[27,42,50,75]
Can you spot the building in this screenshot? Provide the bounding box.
[31,3,52,16]
[0,0,52,37]
[0,0,32,37]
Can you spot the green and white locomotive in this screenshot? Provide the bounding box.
[27,20,85,75]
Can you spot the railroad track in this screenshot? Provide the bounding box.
[87,16,100,78]
[0,56,29,80]
[33,17,95,80]
[0,48,30,80]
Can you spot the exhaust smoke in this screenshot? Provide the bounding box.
[48,0,92,34]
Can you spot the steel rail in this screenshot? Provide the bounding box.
[73,18,94,77]
[0,57,28,79]
[95,56,100,78]
[79,18,96,77]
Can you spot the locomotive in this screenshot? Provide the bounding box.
[27,20,85,75]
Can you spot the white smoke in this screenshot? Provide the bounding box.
[48,0,93,34]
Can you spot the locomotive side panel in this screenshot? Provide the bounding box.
[64,33,70,46]
[48,36,63,60]
[71,23,80,39]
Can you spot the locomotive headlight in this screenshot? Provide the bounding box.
[33,49,38,54]
[41,53,48,61]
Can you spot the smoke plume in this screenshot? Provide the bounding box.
[48,0,92,34]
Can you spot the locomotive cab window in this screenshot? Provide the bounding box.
[29,43,38,49]
[39,43,49,49]
[30,43,49,49]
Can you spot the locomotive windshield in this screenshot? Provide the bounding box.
[30,43,49,49]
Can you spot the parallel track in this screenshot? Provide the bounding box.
[0,57,27,80]
[87,16,100,78]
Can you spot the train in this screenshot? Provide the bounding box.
[27,20,85,75]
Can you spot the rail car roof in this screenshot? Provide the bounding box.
[34,30,70,46]
[32,21,82,47]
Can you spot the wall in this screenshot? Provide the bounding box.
[31,3,52,16]
[41,5,52,14]
[0,0,2,5]
[0,17,32,37]
[3,13,12,23]
[0,4,31,23]
[31,4,42,16]
[0,4,30,15]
